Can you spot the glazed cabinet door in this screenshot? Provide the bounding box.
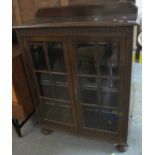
[69,35,129,141]
[23,36,76,129]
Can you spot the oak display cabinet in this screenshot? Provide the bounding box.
[14,2,138,152]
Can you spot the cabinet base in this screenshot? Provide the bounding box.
[116,144,128,152]
[41,129,53,135]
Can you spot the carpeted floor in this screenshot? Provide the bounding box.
[12,63,142,155]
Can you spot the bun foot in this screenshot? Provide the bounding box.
[116,144,128,152]
[41,129,53,135]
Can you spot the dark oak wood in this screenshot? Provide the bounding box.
[116,144,128,152]
[13,2,138,29]
[36,2,137,20]
[14,3,138,152]
[41,128,53,135]
[69,0,135,5]
[13,0,136,25]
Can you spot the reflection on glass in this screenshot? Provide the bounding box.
[101,79,119,89]
[83,106,100,129]
[81,89,98,104]
[36,73,70,100]
[79,78,98,104]
[99,43,119,76]
[36,73,51,84]
[36,73,68,85]
[83,106,117,132]
[47,42,65,72]
[39,84,54,98]
[79,77,97,88]
[55,84,70,100]
[77,43,96,75]
[101,89,118,107]
[53,74,67,83]
[30,44,47,70]
[39,84,70,100]
[100,110,117,132]
[40,99,72,123]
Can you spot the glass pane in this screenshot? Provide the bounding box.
[38,83,70,100]
[99,43,119,76]
[40,99,72,123]
[30,44,47,70]
[83,106,117,132]
[101,89,118,107]
[36,73,53,98]
[83,106,100,129]
[53,74,67,83]
[101,78,119,89]
[81,89,98,104]
[47,42,65,72]
[53,74,70,100]
[39,84,54,98]
[37,73,68,84]
[79,77,97,88]
[55,84,70,100]
[36,73,51,84]
[77,43,96,75]
[100,110,117,132]
[36,73,70,100]
[79,78,98,104]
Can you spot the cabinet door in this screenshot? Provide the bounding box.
[23,37,76,127]
[70,36,127,136]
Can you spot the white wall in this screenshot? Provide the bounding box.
[136,0,142,15]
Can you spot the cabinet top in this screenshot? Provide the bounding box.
[13,2,139,29]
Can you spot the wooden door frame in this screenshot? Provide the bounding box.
[68,35,131,144]
[16,26,133,144]
[21,35,78,130]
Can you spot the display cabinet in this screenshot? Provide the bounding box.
[14,2,138,152]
